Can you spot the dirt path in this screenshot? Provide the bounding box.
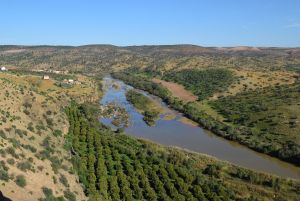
[152,78,197,102]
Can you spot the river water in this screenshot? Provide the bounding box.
[100,76,300,180]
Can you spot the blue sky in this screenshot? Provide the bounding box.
[0,0,300,47]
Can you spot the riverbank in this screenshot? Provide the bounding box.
[111,72,300,167]
[66,100,300,200]
[100,76,300,180]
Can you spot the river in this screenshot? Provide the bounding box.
[100,76,300,180]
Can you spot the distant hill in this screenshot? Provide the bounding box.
[0,45,299,73]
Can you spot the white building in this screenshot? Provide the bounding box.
[1,66,7,71]
[43,75,50,80]
[68,79,74,84]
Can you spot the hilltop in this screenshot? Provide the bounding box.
[0,45,300,73]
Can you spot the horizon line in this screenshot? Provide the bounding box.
[0,43,299,49]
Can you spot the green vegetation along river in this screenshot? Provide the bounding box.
[100,76,300,180]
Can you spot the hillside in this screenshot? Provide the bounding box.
[0,71,101,201]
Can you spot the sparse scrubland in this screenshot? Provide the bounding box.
[0,45,300,73]
[0,71,100,201]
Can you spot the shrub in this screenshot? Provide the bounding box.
[6,147,19,159]
[53,130,63,137]
[59,174,69,187]
[46,118,54,127]
[22,144,37,153]
[6,158,15,165]
[17,161,32,172]
[28,136,35,141]
[23,109,30,115]
[63,190,76,201]
[23,102,32,109]
[0,169,9,181]
[27,122,35,132]
[15,175,26,187]
[42,187,53,197]
[0,130,7,139]
[49,156,62,173]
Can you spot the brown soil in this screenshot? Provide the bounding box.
[152,78,197,102]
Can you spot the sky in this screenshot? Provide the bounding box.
[0,0,300,47]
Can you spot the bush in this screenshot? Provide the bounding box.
[41,187,65,201]
[15,175,26,187]
[6,158,15,165]
[6,147,19,159]
[46,118,54,127]
[53,130,63,137]
[0,130,7,139]
[23,109,30,115]
[0,169,9,181]
[42,187,53,197]
[59,174,69,187]
[17,161,32,172]
[23,102,32,109]
[27,122,35,132]
[63,190,76,201]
